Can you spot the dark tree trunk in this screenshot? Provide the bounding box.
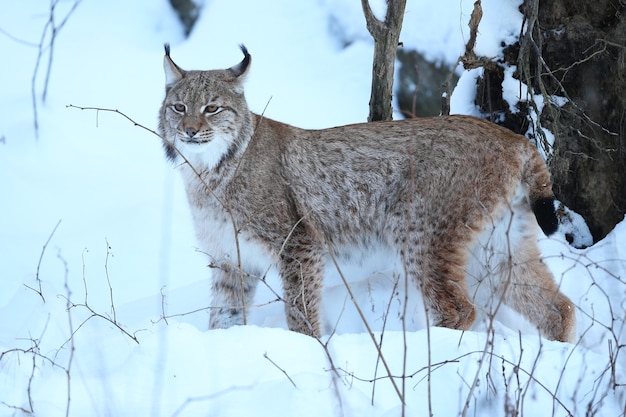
[533,0,626,242]
[361,0,407,122]
[474,0,625,242]
[169,0,200,37]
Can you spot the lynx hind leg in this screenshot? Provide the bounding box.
[474,204,576,343]
[278,239,324,338]
[209,266,259,330]
[504,229,576,342]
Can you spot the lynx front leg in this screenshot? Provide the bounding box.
[406,242,476,331]
[278,238,325,338]
[209,265,259,330]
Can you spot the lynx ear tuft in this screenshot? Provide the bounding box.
[163,43,185,88]
[228,44,251,79]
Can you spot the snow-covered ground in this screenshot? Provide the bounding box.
[1,1,624,416]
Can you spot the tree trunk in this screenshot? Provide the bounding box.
[523,0,626,242]
[471,0,625,242]
[169,0,200,37]
[361,0,407,122]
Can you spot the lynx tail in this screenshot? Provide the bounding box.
[523,147,559,236]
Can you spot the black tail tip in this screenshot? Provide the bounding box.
[164,43,171,56]
[532,197,559,236]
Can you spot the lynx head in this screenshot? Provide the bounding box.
[159,44,253,167]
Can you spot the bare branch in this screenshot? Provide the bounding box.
[60,250,73,417]
[360,0,384,38]
[459,0,497,72]
[264,353,298,388]
[25,218,62,302]
[465,0,483,57]
[31,0,81,137]
[0,27,39,47]
[104,239,117,323]
[326,248,405,404]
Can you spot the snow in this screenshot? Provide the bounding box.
[1,0,625,416]
[449,67,484,116]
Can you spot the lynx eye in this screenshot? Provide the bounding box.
[204,105,220,114]
[172,103,186,113]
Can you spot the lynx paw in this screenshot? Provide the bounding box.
[434,302,476,331]
[541,298,576,343]
[209,307,244,330]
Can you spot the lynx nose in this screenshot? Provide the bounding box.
[185,126,198,138]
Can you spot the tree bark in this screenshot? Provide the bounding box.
[466,0,625,242]
[520,0,626,241]
[361,0,407,122]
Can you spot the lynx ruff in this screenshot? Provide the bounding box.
[158,45,575,342]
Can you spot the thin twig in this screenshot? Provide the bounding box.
[104,239,117,323]
[401,136,414,417]
[326,249,405,404]
[160,286,169,325]
[31,0,81,137]
[371,274,400,405]
[59,249,73,417]
[0,27,39,47]
[58,301,140,345]
[264,352,298,388]
[461,207,516,417]
[42,0,81,102]
[26,218,62,302]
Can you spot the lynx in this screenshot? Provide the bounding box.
[158,45,575,342]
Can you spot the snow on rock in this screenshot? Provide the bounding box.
[554,200,594,248]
